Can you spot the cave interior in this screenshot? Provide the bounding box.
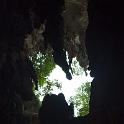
[0,0,124,124]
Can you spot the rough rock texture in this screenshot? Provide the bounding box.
[0,0,88,123]
[62,0,88,72]
[0,0,124,124]
[25,0,89,74]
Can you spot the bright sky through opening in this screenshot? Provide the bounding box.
[48,65,93,102]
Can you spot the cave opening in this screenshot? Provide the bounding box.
[0,0,123,124]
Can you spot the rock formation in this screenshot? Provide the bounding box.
[0,0,124,124]
[85,0,124,123]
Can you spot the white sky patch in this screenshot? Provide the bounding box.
[48,65,93,102]
[38,65,93,117]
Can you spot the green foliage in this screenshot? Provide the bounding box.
[66,52,84,76]
[31,52,62,98]
[30,52,56,87]
[41,79,62,95]
[34,79,62,103]
[69,82,91,116]
[71,58,84,76]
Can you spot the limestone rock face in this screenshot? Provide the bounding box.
[62,0,89,71]
[0,0,124,124]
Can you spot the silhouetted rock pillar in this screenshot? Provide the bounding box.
[38,93,73,124]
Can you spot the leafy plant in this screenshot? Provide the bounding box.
[30,52,56,87]
[69,82,91,116]
[30,52,62,99]
[71,58,84,76]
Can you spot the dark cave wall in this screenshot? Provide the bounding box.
[85,0,124,123]
[0,0,124,124]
